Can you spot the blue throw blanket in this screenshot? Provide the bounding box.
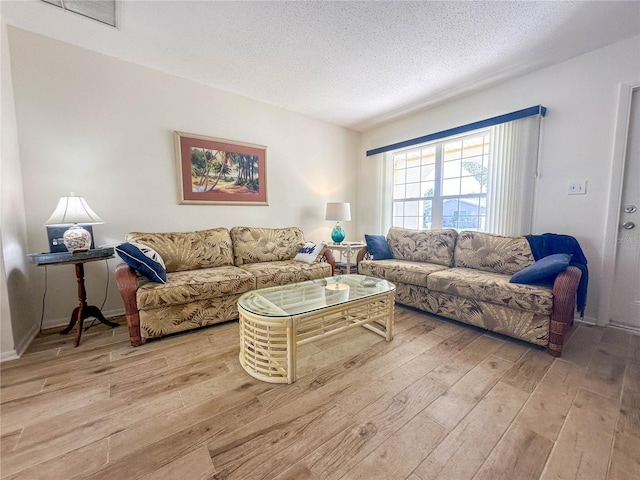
[525,233,588,318]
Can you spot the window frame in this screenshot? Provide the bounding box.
[388,129,490,231]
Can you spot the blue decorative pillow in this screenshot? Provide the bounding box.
[115,242,167,283]
[510,253,572,285]
[364,234,394,260]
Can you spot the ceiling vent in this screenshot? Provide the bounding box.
[41,0,117,28]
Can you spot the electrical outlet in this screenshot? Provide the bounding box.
[568,180,587,195]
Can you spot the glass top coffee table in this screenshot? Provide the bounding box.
[237,274,396,384]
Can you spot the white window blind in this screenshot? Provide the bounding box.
[486,115,542,236]
[381,107,545,236]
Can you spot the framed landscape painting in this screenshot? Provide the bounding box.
[175,131,267,205]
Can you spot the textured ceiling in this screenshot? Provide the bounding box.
[4,1,640,131]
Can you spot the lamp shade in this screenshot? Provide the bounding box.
[325,202,351,222]
[45,194,105,226]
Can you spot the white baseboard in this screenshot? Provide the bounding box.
[574,314,598,326]
[0,321,40,363]
[1,308,127,363]
[41,308,125,330]
[0,350,19,362]
[608,322,640,335]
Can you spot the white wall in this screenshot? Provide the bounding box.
[359,35,640,324]
[3,27,360,352]
[0,23,39,360]
[1,22,39,360]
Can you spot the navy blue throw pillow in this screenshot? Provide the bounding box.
[364,234,394,260]
[115,242,167,283]
[510,253,572,285]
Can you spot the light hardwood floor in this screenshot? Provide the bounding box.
[1,306,638,480]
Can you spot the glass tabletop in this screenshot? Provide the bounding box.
[238,274,395,317]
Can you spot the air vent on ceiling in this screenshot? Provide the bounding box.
[41,0,117,28]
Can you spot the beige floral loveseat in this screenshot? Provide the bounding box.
[116,226,335,346]
[357,228,582,356]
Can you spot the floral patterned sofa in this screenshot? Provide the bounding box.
[115,226,335,346]
[357,228,582,356]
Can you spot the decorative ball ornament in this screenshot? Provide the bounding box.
[63,225,92,252]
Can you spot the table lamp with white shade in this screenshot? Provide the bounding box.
[45,193,105,252]
[325,202,351,244]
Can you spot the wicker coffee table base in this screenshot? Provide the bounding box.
[238,292,395,384]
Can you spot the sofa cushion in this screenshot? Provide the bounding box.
[136,265,255,309]
[358,259,449,288]
[230,226,305,266]
[294,242,326,264]
[115,242,167,283]
[126,228,234,273]
[386,227,457,266]
[139,296,242,340]
[394,283,551,347]
[427,267,553,315]
[364,234,394,260]
[510,253,572,285]
[239,260,331,289]
[453,231,534,275]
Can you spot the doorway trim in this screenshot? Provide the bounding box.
[598,81,640,327]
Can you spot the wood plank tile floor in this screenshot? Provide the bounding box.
[1,306,638,480]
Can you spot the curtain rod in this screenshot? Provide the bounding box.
[366,105,547,157]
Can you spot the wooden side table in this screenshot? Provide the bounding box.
[326,242,366,275]
[28,248,118,347]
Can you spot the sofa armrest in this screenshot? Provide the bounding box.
[356,246,369,265]
[320,247,336,276]
[547,266,582,357]
[115,262,143,347]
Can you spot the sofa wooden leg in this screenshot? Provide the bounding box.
[547,319,565,357]
[126,313,143,347]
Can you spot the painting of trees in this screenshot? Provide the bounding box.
[190,148,259,194]
[176,132,267,205]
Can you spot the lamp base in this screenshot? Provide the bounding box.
[63,225,92,252]
[331,224,346,244]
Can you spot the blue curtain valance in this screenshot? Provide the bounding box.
[366,105,546,157]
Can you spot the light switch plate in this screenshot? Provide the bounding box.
[568,180,587,195]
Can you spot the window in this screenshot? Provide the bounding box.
[372,106,545,236]
[391,131,490,231]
